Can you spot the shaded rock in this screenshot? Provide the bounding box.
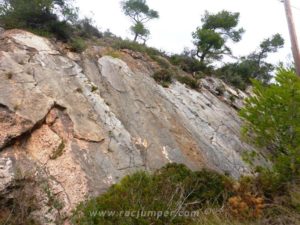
[0,157,14,194]
[0,104,33,149]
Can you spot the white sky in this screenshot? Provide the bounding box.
[75,0,300,64]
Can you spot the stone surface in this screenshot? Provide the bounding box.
[0,157,14,194]
[0,30,257,223]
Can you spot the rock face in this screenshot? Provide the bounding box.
[0,30,254,223]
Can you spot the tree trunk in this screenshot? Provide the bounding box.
[133,33,138,42]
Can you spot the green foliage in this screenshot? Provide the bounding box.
[130,21,150,43]
[217,60,256,90]
[105,50,122,59]
[177,75,199,89]
[49,20,74,41]
[240,68,300,186]
[169,53,207,74]
[0,0,78,41]
[151,55,170,69]
[72,163,228,225]
[113,39,160,55]
[259,34,285,56]
[217,34,284,89]
[121,0,159,42]
[113,39,169,68]
[192,10,244,63]
[153,164,228,207]
[75,17,103,39]
[121,0,159,23]
[49,140,65,160]
[152,69,173,87]
[69,37,87,53]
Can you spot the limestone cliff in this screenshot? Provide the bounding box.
[0,29,254,223]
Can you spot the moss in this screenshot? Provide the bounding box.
[105,50,122,59]
[49,141,65,160]
[42,182,64,213]
[91,85,98,92]
[13,104,20,111]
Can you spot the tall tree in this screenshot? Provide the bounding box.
[217,33,284,89]
[121,0,159,42]
[247,33,284,82]
[0,0,78,40]
[240,68,300,182]
[192,10,244,63]
[130,21,150,43]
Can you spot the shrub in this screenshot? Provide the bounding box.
[169,54,207,73]
[216,61,256,90]
[113,40,163,58]
[0,0,77,41]
[114,39,145,52]
[69,37,87,53]
[151,55,170,69]
[72,163,229,225]
[152,69,173,87]
[177,75,198,89]
[105,50,121,59]
[0,176,39,225]
[76,18,103,39]
[240,68,300,190]
[49,140,65,160]
[49,20,74,41]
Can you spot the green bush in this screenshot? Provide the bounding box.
[169,54,207,73]
[70,37,87,53]
[153,164,228,207]
[72,163,229,225]
[240,68,300,190]
[216,63,249,90]
[151,55,170,69]
[0,0,77,41]
[113,39,166,60]
[152,69,173,87]
[75,18,103,39]
[177,76,199,89]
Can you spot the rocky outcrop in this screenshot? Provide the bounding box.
[0,30,255,223]
[0,157,14,194]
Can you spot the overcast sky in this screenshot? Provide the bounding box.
[75,0,300,64]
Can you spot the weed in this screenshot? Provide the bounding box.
[177,75,198,89]
[152,69,173,87]
[49,141,65,160]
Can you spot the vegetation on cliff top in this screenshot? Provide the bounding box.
[0,0,285,90]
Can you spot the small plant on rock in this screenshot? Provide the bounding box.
[152,69,173,87]
[177,75,199,89]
